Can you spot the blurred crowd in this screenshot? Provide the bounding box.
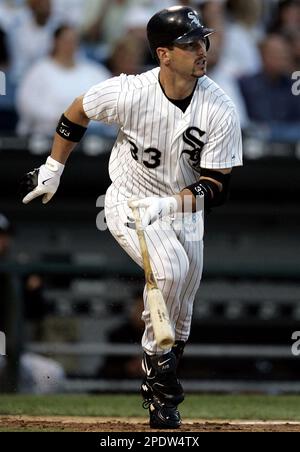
[0,0,300,143]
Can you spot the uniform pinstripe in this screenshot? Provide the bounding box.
[83,67,242,354]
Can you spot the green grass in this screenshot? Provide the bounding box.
[1,394,300,421]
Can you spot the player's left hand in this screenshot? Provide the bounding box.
[21,157,65,205]
[128,196,179,229]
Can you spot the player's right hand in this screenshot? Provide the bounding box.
[21,156,65,205]
[128,196,179,229]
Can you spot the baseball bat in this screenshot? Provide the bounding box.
[129,204,175,350]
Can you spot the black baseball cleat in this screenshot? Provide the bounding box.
[148,399,182,429]
[141,351,184,429]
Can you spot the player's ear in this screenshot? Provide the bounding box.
[157,47,170,65]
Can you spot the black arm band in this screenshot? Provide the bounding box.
[186,172,231,209]
[56,114,87,142]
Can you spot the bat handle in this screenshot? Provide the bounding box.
[129,203,157,291]
[128,203,142,229]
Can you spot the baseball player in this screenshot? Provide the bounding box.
[21,6,242,429]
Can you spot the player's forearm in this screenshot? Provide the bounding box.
[176,180,217,213]
[175,177,223,212]
[50,96,90,165]
[50,134,78,165]
[175,171,232,213]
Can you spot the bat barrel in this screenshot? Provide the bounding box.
[148,288,175,350]
[159,337,176,349]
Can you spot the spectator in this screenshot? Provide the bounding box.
[239,34,300,142]
[16,24,111,137]
[82,1,172,50]
[122,5,152,42]
[0,0,24,31]
[219,0,263,78]
[206,29,249,129]
[0,26,18,133]
[0,212,65,394]
[82,0,132,51]
[199,0,226,32]
[107,34,146,76]
[77,0,106,37]
[197,1,226,74]
[52,0,87,28]
[269,0,300,35]
[197,0,249,128]
[286,30,300,70]
[7,0,63,83]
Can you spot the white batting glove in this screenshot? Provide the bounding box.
[21,156,65,205]
[128,196,179,229]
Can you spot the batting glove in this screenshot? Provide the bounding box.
[128,196,179,229]
[21,156,65,205]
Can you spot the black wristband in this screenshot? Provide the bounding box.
[187,179,217,201]
[186,177,231,209]
[56,114,87,142]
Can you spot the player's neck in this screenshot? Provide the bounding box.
[159,69,197,100]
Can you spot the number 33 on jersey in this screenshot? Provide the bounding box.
[82,67,242,199]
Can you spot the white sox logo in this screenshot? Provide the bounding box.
[182,127,205,169]
[188,11,201,27]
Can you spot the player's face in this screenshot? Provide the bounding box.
[170,39,207,78]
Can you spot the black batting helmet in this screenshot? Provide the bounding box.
[147,6,214,61]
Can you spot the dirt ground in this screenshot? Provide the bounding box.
[1,416,300,432]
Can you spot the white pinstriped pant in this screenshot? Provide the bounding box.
[105,186,204,355]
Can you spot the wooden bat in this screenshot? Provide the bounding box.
[129,204,175,350]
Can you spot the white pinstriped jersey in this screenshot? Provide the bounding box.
[83,67,243,200]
